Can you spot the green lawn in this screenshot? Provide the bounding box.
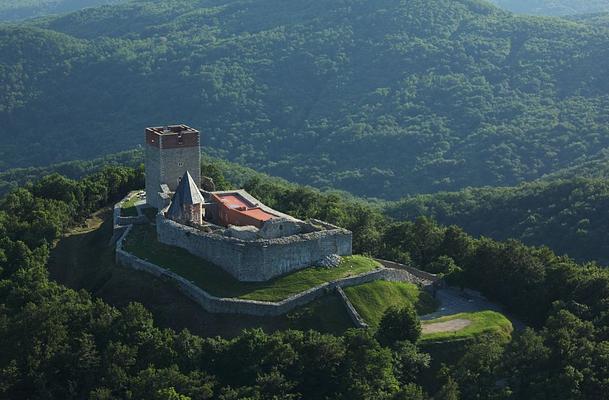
[343,280,439,327]
[285,293,354,335]
[123,224,381,302]
[420,311,513,343]
[120,195,139,217]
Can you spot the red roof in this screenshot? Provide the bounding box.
[216,194,254,209]
[212,193,277,225]
[240,208,275,222]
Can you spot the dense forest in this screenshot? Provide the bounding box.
[0,0,126,21]
[386,178,609,264]
[1,161,609,398]
[3,0,609,198]
[490,0,609,15]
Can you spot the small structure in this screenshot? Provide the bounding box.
[211,192,277,228]
[166,171,204,225]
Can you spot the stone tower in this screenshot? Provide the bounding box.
[145,125,201,208]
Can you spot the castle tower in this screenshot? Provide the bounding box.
[145,125,201,208]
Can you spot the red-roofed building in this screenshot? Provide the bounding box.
[211,192,279,228]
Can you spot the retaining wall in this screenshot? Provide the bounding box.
[111,193,148,244]
[157,215,352,282]
[117,225,418,316]
[336,286,369,329]
[375,259,441,285]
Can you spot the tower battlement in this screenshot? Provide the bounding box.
[145,125,200,149]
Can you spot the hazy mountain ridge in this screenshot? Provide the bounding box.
[0,0,127,21]
[490,0,609,16]
[3,0,609,198]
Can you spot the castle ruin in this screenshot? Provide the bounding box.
[145,124,353,282]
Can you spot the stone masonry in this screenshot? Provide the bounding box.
[156,212,353,282]
[145,125,201,209]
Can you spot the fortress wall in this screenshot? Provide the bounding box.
[116,227,402,317]
[336,286,369,328]
[374,259,441,285]
[114,200,435,318]
[156,216,353,282]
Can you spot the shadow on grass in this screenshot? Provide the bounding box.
[48,209,354,338]
[123,223,380,302]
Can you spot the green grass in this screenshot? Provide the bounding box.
[120,195,139,217]
[420,311,513,343]
[123,224,381,302]
[49,209,356,338]
[285,293,354,335]
[343,280,439,327]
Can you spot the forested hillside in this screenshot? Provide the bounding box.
[2,161,609,398]
[386,178,609,264]
[0,0,126,21]
[490,0,609,16]
[3,0,609,198]
[5,149,609,267]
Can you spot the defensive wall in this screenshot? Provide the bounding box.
[156,212,353,282]
[337,286,369,329]
[116,225,427,317]
[110,191,148,244]
[374,258,442,286]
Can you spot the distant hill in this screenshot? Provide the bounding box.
[385,176,609,264]
[3,0,609,199]
[489,0,609,16]
[0,0,126,21]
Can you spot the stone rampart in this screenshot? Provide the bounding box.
[111,193,148,244]
[116,226,415,316]
[374,259,441,286]
[157,214,353,282]
[336,286,369,329]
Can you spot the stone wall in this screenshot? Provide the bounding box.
[116,226,414,316]
[156,215,353,282]
[375,259,441,286]
[336,286,369,328]
[113,193,148,224]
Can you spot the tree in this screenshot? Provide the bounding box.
[426,256,458,275]
[435,377,460,400]
[376,305,421,346]
[392,341,430,383]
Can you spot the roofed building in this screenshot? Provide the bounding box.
[166,171,205,225]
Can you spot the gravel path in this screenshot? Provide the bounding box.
[422,287,526,330]
[422,318,472,334]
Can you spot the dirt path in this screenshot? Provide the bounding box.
[422,318,471,334]
[421,287,526,330]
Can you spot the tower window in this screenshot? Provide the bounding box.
[178,162,184,167]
